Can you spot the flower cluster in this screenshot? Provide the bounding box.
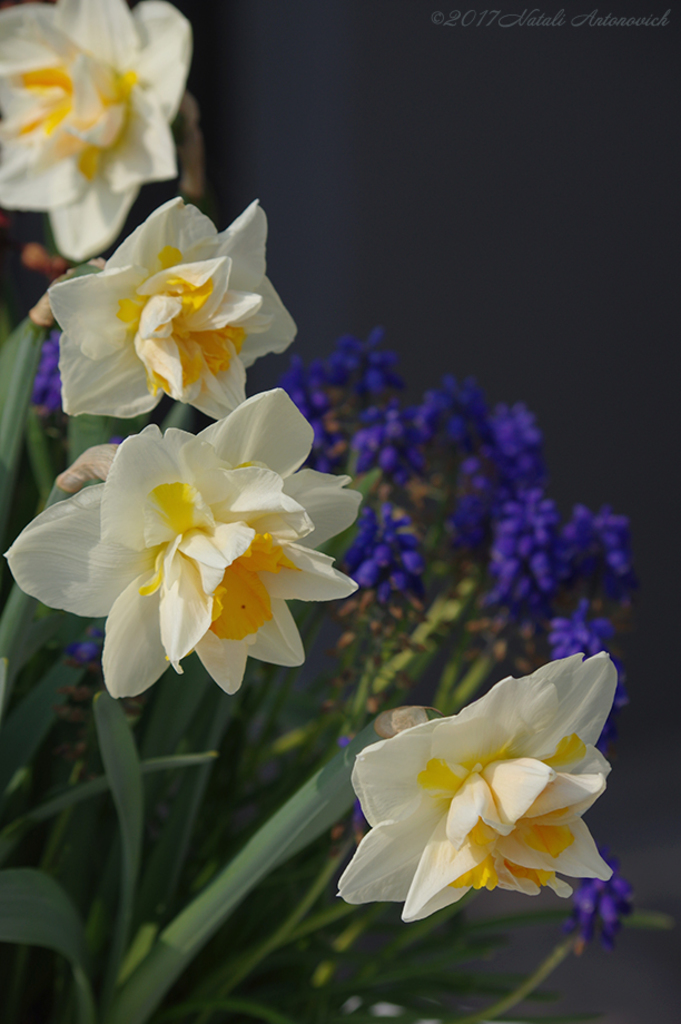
[278,328,404,474]
[565,848,633,950]
[344,504,424,604]
[352,400,426,485]
[560,504,637,603]
[32,330,63,416]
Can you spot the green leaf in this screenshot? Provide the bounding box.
[0,317,48,547]
[0,752,217,867]
[0,868,96,1024]
[107,718,383,1024]
[0,658,6,729]
[94,690,144,1010]
[0,656,85,798]
[158,997,299,1024]
[134,676,230,927]
[625,909,675,930]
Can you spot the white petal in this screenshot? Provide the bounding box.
[238,276,297,367]
[282,470,362,548]
[497,817,612,881]
[50,264,146,359]
[59,329,156,418]
[106,197,216,272]
[246,598,304,667]
[524,772,607,823]
[263,544,358,602]
[100,425,188,550]
[403,816,486,922]
[102,575,169,698]
[104,89,176,194]
[179,522,254,572]
[525,653,618,756]
[5,484,152,616]
[482,757,555,826]
[0,6,64,75]
[195,630,248,694]
[446,773,506,849]
[338,801,442,906]
[132,0,192,121]
[0,142,82,211]
[199,389,313,477]
[351,720,443,828]
[159,555,212,667]
[187,356,248,420]
[49,178,138,261]
[55,0,138,71]
[428,673,558,770]
[210,199,267,290]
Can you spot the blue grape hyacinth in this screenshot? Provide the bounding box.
[344,504,425,604]
[32,329,62,416]
[565,849,633,950]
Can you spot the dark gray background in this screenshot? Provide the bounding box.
[174,2,678,1020]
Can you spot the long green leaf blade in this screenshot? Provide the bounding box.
[108,719,382,1024]
[0,867,96,1024]
[94,690,144,1009]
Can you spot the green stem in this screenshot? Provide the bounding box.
[0,318,47,550]
[447,652,494,714]
[193,844,351,1024]
[372,585,474,696]
[449,934,575,1024]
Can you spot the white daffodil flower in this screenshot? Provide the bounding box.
[0,0,191,260]
[49,197,297,419]
[6,389,360,698]
[338,653,617,922]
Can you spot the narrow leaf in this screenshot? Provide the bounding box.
[0,868,96,1024]
[0,657,85,796]
[94,690,144,1009]
[0,317,47,545]
[108,719,382,1024]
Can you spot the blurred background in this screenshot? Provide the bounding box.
[11,0,681,1019]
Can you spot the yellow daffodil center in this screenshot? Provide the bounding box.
[503,861,556,888]
[544,733,587,769]
[21,65,137,179]
[117,245,248,395]
[450,855,498,891]
[417,758,467,798]
[20,67,73,136]
[148,482,205,536]
[210,534,299,642]
[522,823,574,858]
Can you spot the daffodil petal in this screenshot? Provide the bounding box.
[132,0,192,121]
[245,598,304,667]
[263,544,358,602]
[446,773,505,849]
[209,199,267,291]
[338,801,443,906]
[54,0,138,73]
[403,817,488,922]
[195,631,248,695]
[159,551,212,667]
[102,574,169,698]
[282,470,362,549]
[50,176,138,262]
[482,757,555,825]
[199,389,313,478]
[51,264,146,359]
[524,653,618,757]
[352,721,443,828]
[5,484,152,616]
[524,772,606,822]
[238,276,297,366]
